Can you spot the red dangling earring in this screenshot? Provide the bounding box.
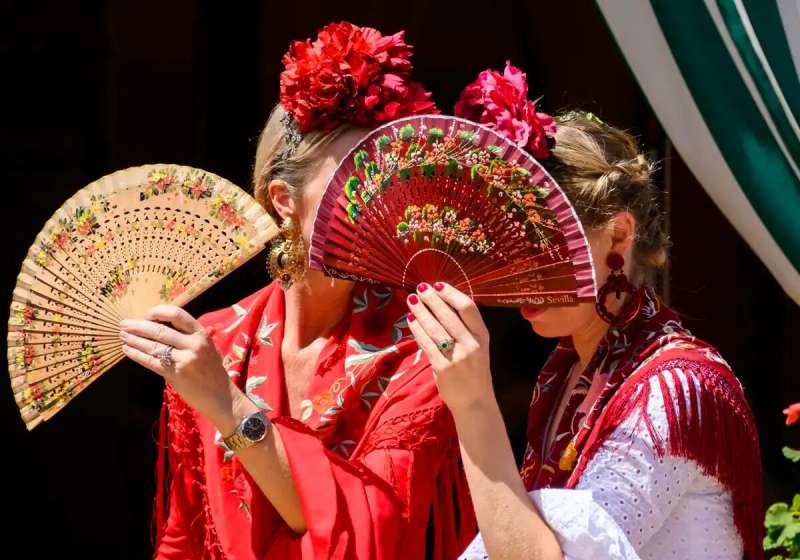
[595,252,642,329]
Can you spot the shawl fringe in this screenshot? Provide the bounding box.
[152,387,226,559]
[570,353,763,560]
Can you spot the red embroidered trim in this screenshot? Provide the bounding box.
[358,404,456,455]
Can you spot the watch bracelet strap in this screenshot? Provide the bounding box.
[223,431,252,451]
[222,410,270,452]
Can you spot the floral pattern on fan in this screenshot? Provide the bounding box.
[8,164,278,430]
[99,259,137,301]
[160,270,189,302]
[311,115,597,307]
[342,122,558,246]
[396,204,494,255]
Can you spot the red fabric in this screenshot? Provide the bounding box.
[520,289,763,560]
[153,282,476,559]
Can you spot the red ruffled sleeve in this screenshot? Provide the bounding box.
[260,365,475,559]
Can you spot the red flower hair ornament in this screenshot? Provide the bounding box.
[454,61,556,159]
[279,21,437,136]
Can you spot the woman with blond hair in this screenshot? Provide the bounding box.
[407,63,763,560]
[121,22,476,560]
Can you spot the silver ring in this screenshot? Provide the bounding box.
[159,344,175,371]
[437,338,455,354]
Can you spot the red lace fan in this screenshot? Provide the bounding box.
[310,115,596,306]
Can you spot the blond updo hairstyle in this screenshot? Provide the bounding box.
[253,104,354,220]
[546,114,669,285]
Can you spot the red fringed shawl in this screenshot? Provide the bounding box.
[520,290,763,560]
[152,283,476,559]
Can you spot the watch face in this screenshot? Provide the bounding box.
[241,414,268,441]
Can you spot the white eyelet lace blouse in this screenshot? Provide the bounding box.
[459,368,743,560]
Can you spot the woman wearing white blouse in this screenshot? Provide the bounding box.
[404,64,763,560]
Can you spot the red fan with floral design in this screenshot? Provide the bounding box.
[310,115,596,306]
[7,165,277,429]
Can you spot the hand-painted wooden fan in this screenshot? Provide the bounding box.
[310,115,596,306]
[8,164,278,429]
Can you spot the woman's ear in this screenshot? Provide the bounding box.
[608,211,636,256]
[268,180,296,220]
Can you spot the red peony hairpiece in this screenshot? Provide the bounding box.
[279,22,438,134]
[454,61,556,159]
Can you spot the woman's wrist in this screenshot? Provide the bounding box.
[208,383,258,436]
[448,390,503,428]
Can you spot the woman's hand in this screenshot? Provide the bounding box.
[119,305,244,427]
[405,282,494,413]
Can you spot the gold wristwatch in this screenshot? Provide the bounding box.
[223,410,271,452]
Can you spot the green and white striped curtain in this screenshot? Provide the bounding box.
[596,0,800,305]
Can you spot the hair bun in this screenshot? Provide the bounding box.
[548,112,668,285]
[609,154,652,187]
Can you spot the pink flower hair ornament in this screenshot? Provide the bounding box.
[454,61,556,159]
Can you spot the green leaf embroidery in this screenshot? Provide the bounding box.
[245,376,267,393]
[221,303,249,333]
[353,289,369,314]
[360,391,381,409]
[370,287,393,310]
[299,400,313,421]
[245,376,271,411]
[345,339,398,368]
[257,317,279,346]
[248,394,271,411]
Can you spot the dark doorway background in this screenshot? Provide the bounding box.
[3,2,798,558]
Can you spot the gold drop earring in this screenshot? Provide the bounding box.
[267,216,307,290]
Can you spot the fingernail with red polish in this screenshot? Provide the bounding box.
[407,313,416,323]
[418,283,429,292]
[408,294,419,305]
[434,282,445,292]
